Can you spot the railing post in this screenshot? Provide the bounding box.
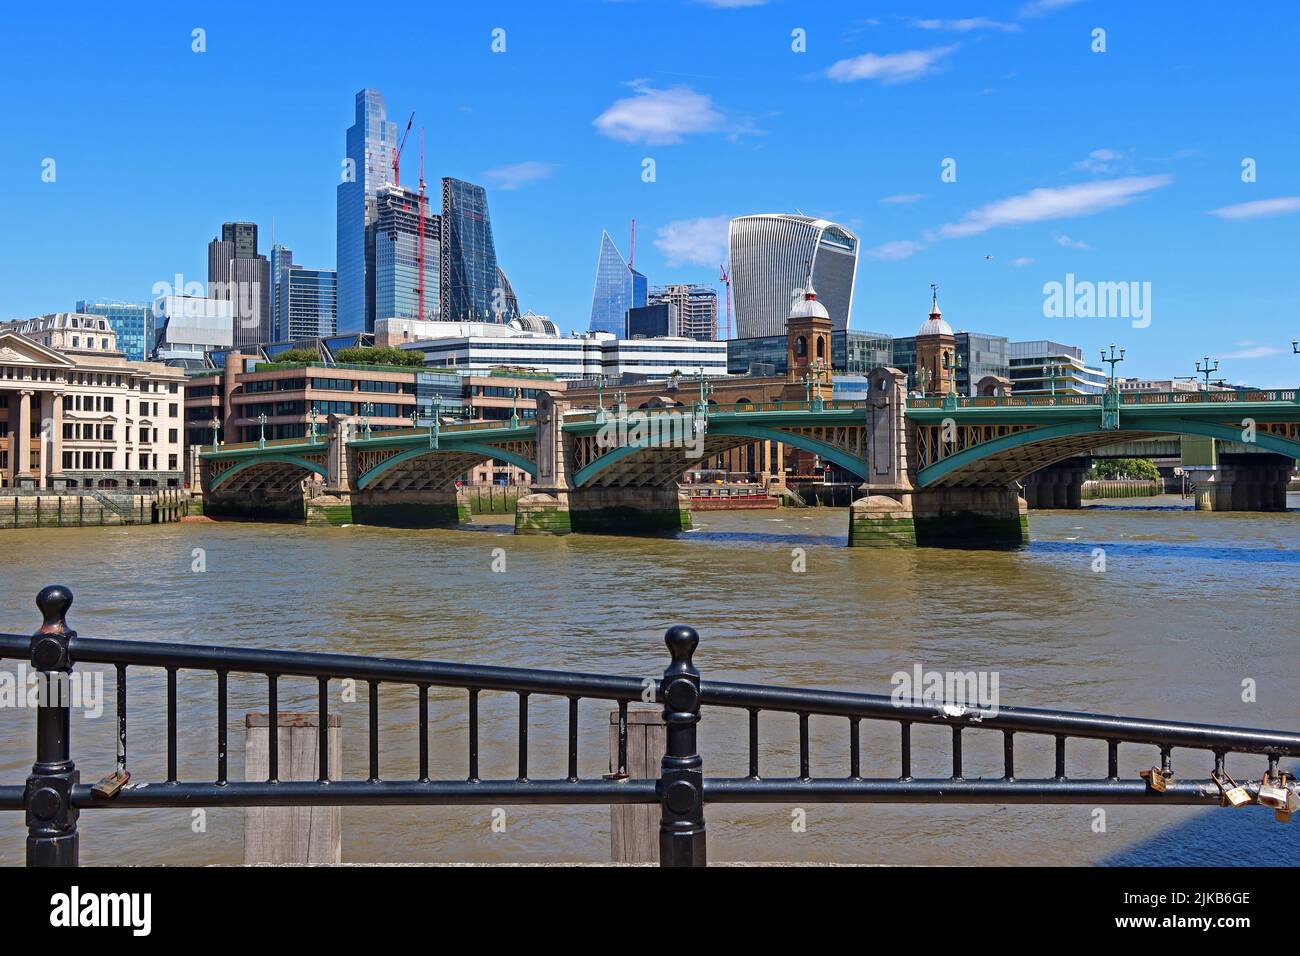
[24,585,80,867]
[658,625,706,867]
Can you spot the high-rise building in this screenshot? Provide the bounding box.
[627,303,677,339]
[727,214,859,337]
[74,300,153,362]
[270,244,294,341]
[336,89,399,334]
[440,178,510,323]
[649,284,718,341]
[272,244,339,341]
[208,222,271,348]
[588,230,646,336]
[375,183,441,323]
[1009,341,1108,395]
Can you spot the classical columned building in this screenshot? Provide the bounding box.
[0,315,187,491]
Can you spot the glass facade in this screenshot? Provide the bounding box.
[440,178,504,323]
[954,332,1010,395]
[286,268,338,340]
[1009,340,1108,395]
[375,184,440,322]
[74,301,151,361]
[588,230,635,336]
[727,330,891,377]
[337,89,398,334]
[415,369,465,424]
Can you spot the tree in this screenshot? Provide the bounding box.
[270,348,319,364]
[1089,458,1160,481]
[336,346,425,367]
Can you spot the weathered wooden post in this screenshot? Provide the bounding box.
[25,585,80,866]
[244,712,342,864]
[608,706,666,863]
[658,625,706,867]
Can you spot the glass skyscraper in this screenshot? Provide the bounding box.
[375,183,440,322]
[439,178,507,323]
[587,230,645,336]
[337,89,398,334]
[74,300,152,361]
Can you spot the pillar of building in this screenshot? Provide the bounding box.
[15,389,35,491]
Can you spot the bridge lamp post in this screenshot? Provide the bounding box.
[594,374,607,415]
[1195,356,1219,396]
[510,387,521,428]
[942,352,964,409]
[1044,359,1063,404]
[209,414,220,452]
[914,365,930,397]
[308,410,322,444]
[430,395,442,449]
[256,413,268,449]
[1100,345,1126,388]
[1099,345,1125,430]
[360,402,374,440]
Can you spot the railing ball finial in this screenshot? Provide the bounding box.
[663,625,699,673]
[36,585,73,636]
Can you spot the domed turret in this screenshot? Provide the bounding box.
[789,274,831,322]
[917,286,953,337]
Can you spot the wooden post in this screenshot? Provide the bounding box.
[244,712,342,864]
[609,707,666,863]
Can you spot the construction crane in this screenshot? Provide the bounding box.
[718,264,732,340]
[391,111,414,186]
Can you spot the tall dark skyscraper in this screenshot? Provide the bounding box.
[208,221,271,347]
[336,89,398,334]
[440,177,512,323]
[375,183,440,322]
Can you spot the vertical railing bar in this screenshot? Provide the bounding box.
[1267,754,1279,777]
[467,688,479,782]
[367,679,380,783]
[1003,730,1015,781]
[747,708,759,780]
[166,666,177,784]
[950,726,962,780]
[798,712,810,781]
[899,721,912,781]
[1108,740,1120,780]
[115,663,127,774]
[1159,745,1172,775]
[849,717,860,780]
[517,692,529,782]
[267,674,279,783]
[418,685,429,783]
[216,670,228,785]
[1054,734,1067,780]
[617,699,628,776]
[317,678,330,782]
[567,696,579,782]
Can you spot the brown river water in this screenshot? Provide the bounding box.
[1,494,1297,865]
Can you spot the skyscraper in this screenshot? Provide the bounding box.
[648,284,718,341]
[375,183,440,322]
[440,178,510,323]
[284,268,338,341]
[336,89,398,334]
[208,221,272,347]
[270,244,294,340]
[727,214,859,338]
[587,230,645,336]
[74,300,153,361]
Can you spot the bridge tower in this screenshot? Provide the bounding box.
[915,285,956,397]
[786,275,833,391]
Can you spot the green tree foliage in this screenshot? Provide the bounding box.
[270,348,319,364]
[1089,458,1160,480]
[335,346,425,367]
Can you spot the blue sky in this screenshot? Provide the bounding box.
[1,1,1297,384]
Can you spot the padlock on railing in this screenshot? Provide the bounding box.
[1211,769,1251,808]
[90,768,130,799]
[1140,767,1174,793]
[1257,771,1291,811]
[1280,780,1300,824]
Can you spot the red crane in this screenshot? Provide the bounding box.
[718,264,732,340]
[391,111,414,186]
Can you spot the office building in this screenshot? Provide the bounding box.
[588,230,645,336]
[375,183,441,323]
[152,295,234,366]
[270,246,338,342]
[270,244,294,340]
[1009,341,1109,395]
[74,301,153,362]
[727,214,859,337]
[649,284,718,341]
[336,89,399,334]
[627,302,676,339]
[208,221,272,347]
[727,329,892,377]
[0,316,186,491]
[441,178,511,323]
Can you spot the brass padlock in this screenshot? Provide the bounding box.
[1211,769,1251,808]
[91,768,130,799]
[1257,771,1290,810]
[1141,767,1173,793]
[1278,783,1300,823]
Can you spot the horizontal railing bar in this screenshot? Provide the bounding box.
[67,780,658,808]
[702,778,1225,805]
[0,786,23,809]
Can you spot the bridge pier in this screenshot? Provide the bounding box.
[1186,456,1292,512]
[205,489,306,522]
[1023,458,1087,509]
[305,488,471,528]
[913,486,1029,549]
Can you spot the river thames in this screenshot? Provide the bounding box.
[1,497,1296,866]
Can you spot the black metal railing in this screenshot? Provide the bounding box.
[2,585,1298,867]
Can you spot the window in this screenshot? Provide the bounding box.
[169,403,178,417]
[103,452,113,469]
[168,454,177,470]
[168,429,177,443]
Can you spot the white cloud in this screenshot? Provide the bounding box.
[937,175,1172,239]
[865,240,925,261]
[1219,345,1283,359]
[912,17,1020,32]
[593,81,724,144]
[826,45,959,84]
[1074,148,1124,174]
[1053,232,1089,248]
[653,215,731,267]
[482,161,557,190]
[1021,0,1086,16]
[1207,197,1300,221]
[880,193,926,204]
[1010,256,1035,267]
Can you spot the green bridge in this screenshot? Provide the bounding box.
[198,368,1300,547]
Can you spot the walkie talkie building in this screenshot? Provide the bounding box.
[727,214,859,338]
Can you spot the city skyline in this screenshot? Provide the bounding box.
[1,2,1297,384]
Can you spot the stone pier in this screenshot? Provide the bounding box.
[1022,457,1088,509]
[1185,454,1293,512]
[912,486,1029,549]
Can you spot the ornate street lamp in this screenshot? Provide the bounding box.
[1099,345,1125,430]
[1195,355,1219,394]
[257,412,268,449]
[209,414,220,452]
[510,387,521,428]
[360,402,374,440]
[1100,344,1126,388]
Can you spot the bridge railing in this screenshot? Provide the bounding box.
[3,586,1297,867]
[907,388,1299,410]
[562,400,864,424]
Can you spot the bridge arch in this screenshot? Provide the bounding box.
[207,454,327,493]
[918,419,1300,487]
[356,442,538,491]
